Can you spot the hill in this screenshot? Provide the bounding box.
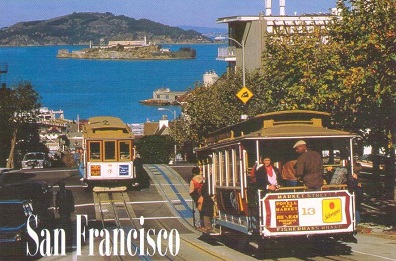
[178,25,228,40]
[178,25,227,35]
[0,12,211,46]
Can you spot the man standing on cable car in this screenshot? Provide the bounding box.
[293,140,323,191]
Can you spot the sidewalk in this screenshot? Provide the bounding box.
[356,176,395,237]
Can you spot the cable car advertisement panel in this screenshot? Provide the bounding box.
[261,190,354,237]
[87,162,133,178]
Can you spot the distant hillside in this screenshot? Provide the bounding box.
[0,12,211,46]
[178,25,228,40]
[178,25,228,35]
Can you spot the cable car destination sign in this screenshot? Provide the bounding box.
[261,190,353,237]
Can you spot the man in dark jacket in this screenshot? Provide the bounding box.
[56,182,75,222]
[56,182,75,246]
[294,140,323,191]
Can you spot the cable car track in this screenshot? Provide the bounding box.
[93,186,150,261]
[93,184,230,260]
[93,187,185,260]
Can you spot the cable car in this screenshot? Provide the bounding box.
[82,116,136,187]
[196,110,358,243]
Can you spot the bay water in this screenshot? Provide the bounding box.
[0,44,226,123]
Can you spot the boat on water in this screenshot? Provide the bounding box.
[139,88,186,106]
[139,99,175,106]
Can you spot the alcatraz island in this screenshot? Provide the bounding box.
[57,38,196,60]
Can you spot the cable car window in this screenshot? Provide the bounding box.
[119,141,131,161]
[226,150,233,186]
[213,153,219,186]
[232,149,237,187]
[104,141,116,160]
[220,152,226,186]
[89,141,101,161]
[235,149,241,185]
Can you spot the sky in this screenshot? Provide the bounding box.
[0,0,337,29]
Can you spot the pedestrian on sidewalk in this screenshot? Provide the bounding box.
[56,182,75,247]
[189,166,214,232]
[348,162,363,224]
[77,148,84,181]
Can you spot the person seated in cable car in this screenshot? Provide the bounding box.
[253,155,283,192]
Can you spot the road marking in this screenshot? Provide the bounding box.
[153,183,186,186]
[101,216,182,222]
[62,199,193,209]
[22,169,76,174]
[127,199,193,204]
[57,185,85,188]
[352,250,395,260]
[181,237,232,261]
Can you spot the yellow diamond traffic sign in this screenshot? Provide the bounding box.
[236,86,253,104]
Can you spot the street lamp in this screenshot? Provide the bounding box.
[215,36,245,87]
[158,107,177,163]
[215,36,247,120]
[158,107,176,120]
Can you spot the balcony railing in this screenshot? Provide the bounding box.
[216,46,237,61]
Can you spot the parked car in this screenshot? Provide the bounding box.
[0,181,53,225]
[21,152,51,169]
[0,199,39,256]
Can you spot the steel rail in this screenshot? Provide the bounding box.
[93,187,150,261]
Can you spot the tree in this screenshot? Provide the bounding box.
[182,71,262,144]
[258,27,344,115]
[0,87,13,166]
[329,0,396,150]
[330,0,396,198]
[135,135,174,164]
[0,81,41,168]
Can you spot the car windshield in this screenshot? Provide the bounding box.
[24,153,45,160]
[0,203,28,227]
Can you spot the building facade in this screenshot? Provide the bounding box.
[216,1,337,72]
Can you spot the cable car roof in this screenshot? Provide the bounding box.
[203,110,356,146]
[84,116,134,139]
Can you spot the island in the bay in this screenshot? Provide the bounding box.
[57,39,196,60]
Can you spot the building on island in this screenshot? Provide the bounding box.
[108,36,148,48]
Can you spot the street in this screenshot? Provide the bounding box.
[0,166,395,260]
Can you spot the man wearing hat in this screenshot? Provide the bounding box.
[293,140,323,191]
